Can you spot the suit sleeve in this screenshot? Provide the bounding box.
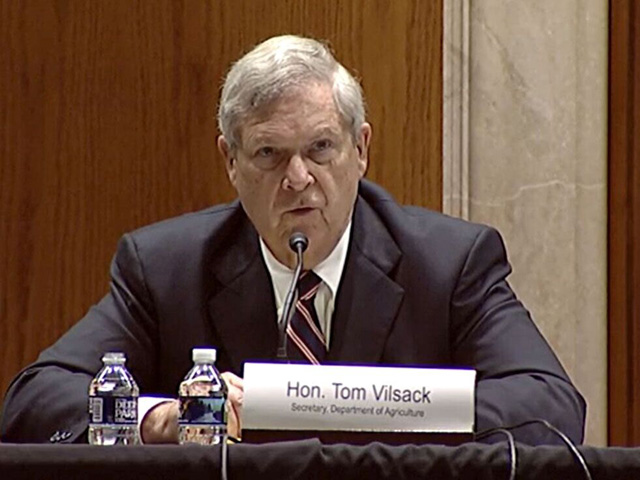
[450,227,586,445]
[0,234,159,443]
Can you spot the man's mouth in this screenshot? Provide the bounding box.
[288,207,316,215]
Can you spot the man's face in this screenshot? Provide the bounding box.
[218,82,371,269]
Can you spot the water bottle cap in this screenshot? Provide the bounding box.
[192,348,216,363]
[102,352,126,364]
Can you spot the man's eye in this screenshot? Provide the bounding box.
[255,146,276,157]
[312,139,332,152]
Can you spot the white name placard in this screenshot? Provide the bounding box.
[243,363,475,433]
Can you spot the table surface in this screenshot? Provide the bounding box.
[1,440,639,480]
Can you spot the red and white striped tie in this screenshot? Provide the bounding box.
[286,271,326,364]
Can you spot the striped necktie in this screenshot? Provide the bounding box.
[286,271,326,364]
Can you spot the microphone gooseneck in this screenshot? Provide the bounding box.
[277,232,309,361]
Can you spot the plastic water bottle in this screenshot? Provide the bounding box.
[88,352,140,445]
[178,348,228,445]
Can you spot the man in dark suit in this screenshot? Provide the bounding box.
[0,35,585,445]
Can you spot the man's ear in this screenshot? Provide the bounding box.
[356,123,372,177]
[217,135,237,186]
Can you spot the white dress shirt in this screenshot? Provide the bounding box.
[259,220,352,347]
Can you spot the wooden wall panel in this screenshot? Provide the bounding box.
[0,0,442,404]
[608,0,640,446]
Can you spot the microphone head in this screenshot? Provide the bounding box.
[288,232,309,253]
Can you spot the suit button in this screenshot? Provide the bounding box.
[60,431,72,441]
[49,431,61,443]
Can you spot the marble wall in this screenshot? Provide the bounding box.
[443,1,608,445]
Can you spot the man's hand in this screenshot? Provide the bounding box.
[140,371,244,444]
[140,399,180,444]
[221,371,244,440]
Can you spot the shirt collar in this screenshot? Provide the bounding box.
[259,220,352,308]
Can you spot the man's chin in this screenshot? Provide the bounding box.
[283,229,316,253]
[279,228,320,260]
[281,216,320,240]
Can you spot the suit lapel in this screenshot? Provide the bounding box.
[206,213,278,373]
[328,198,404,363]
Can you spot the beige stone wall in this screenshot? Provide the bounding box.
[444,1,608,445]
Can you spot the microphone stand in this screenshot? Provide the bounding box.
[276,233,308,361]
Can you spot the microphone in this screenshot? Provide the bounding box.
[276,232,309,360]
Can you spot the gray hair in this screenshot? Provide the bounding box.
[217,35,366,149]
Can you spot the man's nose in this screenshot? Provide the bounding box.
[282,154,314,191]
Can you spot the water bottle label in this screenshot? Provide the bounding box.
[89,396,138,424]
[179,397,226,425]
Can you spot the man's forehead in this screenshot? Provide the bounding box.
[254,84,335,118]
[244,120,343,141]
[239,90,346,145]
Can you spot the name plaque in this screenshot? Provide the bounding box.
[243,363,475,433]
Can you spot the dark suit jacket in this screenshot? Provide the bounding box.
[0,180,585,445]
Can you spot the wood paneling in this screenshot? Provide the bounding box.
[608,0,640,446]
[0,1,442,403]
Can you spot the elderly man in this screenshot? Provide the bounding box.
[0,35,585,445]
